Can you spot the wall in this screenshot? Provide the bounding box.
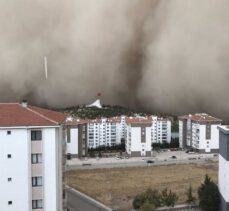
[67,128,79,155]
[0,128,30,211]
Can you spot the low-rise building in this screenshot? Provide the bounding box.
[65,118,88,158]
[126,117,152,157]
[0,102,65,211]
[179,113,222,153]
[218,126,229,211]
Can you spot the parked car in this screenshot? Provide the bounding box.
[171,155,177,159]
[146,160,155,164]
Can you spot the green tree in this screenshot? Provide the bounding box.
[198,174,220,211]
[186,184,196,205]
[161,188,178,207]
[140,201,156,211]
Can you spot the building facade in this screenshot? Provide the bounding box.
[65,118,88,158]
[87,117,122,149]
[0,102,65,211]
[126,117,152,157]
[179,113,222,153]
[218,126,229,211]
[151,116,171,144]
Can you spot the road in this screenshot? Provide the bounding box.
[66,151,218,170]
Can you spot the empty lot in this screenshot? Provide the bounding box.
[66,162,218,210]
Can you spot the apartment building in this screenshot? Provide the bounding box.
[87,117,122,149]
[151,116,171,143]
[179,113,222,153]
[65,118,88,158]
[0,102,65,211]
[126,117,152,157]
[218,126,229,211]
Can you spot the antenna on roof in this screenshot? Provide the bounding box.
[44,56,48,80]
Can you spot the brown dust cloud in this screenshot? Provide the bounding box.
[0,0,229,119]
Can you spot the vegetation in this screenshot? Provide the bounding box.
[58,105,151,119]
[198,174,220,211]
[140,201,156,211]
[186,184,196,205]
[152,138,179,150]
[160,188,178,207]
[133,188,178,209]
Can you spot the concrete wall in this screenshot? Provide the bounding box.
[0,128,30,211]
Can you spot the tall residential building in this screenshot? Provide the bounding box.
[0,102,65,211]
[151,116,171,143]
[179,113,222,153]
[87,117,122,149]
[126,117,152,157]
[65,118,88,158]
[218,126,229,211]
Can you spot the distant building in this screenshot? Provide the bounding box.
[87,117,122,148]
[65,118,88,158]
[151,116,171,144]
[179,113,222,153]
[0,102,65,211]
[125,117,152,157]
[218,126,229,211]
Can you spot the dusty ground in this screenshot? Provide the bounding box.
[66,162,218,210]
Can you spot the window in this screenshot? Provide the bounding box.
[32,177,43,187]
[8,201,12,205]
[8,178,12,182]
[31,154,42,164]
[7,154,12,159]
[7,131,11,135]
[31,130,42,141]
[32,200,43,209]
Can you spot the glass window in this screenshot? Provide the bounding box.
[31,154,42,164]
[31,130,42,141]
[32,200,43,209]
[32,177,43,187]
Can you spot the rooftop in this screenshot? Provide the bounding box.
[126,117,152,124]
[0,103,65,127]
[179,113,222,123]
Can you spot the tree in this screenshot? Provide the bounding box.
[161,188,178,207]
[140,201,156,211]
[186,184,196,205]
[198,174,220,211]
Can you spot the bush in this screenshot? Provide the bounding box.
[161,188,178,207]
[198,174,220,211]
[140,201,156,211]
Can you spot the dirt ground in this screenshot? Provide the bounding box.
[66,162,218,210]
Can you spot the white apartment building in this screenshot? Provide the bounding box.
[218,126,229,211]
[87,117,122,148]
[126,117,152,157]
[0,102,65,211]
[65,118,88,158]
[179,113,222,153]
[151,116,171,143]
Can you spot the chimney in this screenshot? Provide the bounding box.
[21,99,28,108]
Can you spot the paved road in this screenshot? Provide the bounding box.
[66,186,112,211]
[66,157,218,170]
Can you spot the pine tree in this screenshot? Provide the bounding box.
[186,184,196,205]
[198,174,220,211]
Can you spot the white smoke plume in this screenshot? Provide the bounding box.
[0,0,228,119]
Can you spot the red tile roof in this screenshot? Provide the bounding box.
[126,117,152,124]
[179,113,222,123]
[0,103,65,127]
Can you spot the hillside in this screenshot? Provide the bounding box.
[58,105,179,132]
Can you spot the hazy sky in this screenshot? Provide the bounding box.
[0,0,229,119]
